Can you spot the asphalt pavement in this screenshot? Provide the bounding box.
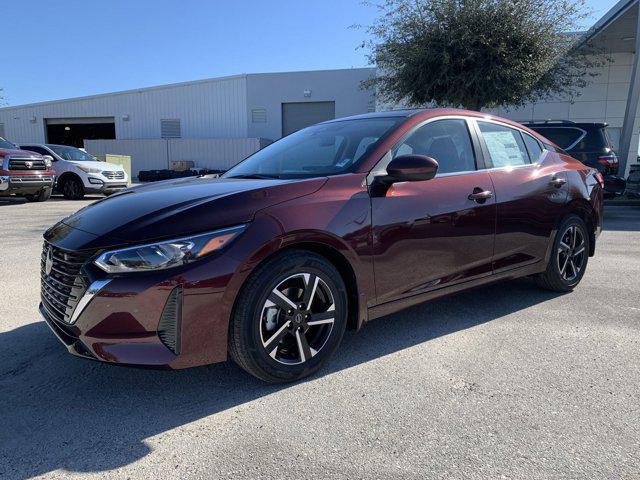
[0,195,638,479]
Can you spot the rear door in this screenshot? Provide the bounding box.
[473,120,568,273]
[370,117,496,304]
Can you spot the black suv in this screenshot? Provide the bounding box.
[523,121,626,198]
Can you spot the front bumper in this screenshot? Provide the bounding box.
[0,174,55,195]
[84,174,128,194]
[40,245,243,369]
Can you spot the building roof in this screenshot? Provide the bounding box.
[0,67,375,112]
[583,0,638,52]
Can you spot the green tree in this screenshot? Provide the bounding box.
[361,0,607,111]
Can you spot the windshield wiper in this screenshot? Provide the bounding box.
[226,173,281,180]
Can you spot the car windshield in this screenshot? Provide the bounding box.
[224,117,403,179]
[49,145,96,161]
[0,137,17,150]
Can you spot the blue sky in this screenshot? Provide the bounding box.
[3,0,615,106]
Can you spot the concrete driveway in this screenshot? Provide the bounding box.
[1,196,638,479]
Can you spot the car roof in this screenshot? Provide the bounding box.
[524,122,608,129]
[322,109,425,123]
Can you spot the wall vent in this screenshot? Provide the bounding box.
[251,109,267,123]
[161,119,181,138]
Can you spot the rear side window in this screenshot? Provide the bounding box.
[392,119,476,174]
[522,133,543,163]
[477,122,530,168]
[531,127,584,150]
[574,127,611,151]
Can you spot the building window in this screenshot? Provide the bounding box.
[161,119,181,138]
[251,109,267,123]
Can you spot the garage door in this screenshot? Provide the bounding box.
[281,102,335,136]
[46,117,116,148]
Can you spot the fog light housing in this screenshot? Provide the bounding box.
[88,177,104,185]
[158,286,182,355]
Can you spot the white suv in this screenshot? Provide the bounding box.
[20,144,128,199]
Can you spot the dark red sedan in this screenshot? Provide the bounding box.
[40,109,603,382]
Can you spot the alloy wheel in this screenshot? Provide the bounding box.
[64,180,80,198]
[556,225,586,283]
[259,273,335,365]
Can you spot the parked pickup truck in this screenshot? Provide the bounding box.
[0,137,56,202]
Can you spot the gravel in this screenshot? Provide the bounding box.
[1,196,638,479]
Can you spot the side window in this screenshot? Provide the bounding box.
[532,127,584,150]
[392,119,476,174]
[522,133,543,163]
[478,122,530,168]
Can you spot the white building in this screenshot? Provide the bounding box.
[0,68,375,176]
[486,0,640,176]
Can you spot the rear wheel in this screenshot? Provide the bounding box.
[25,188,52,202]
[229,250,348,383]
[535,215,589,292]
[62,177,85,200]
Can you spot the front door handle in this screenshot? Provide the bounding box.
[550,177,567,188]
[468,188,493,202]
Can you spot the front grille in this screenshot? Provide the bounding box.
[40,243,97,325]
[9,157,46,171]
[102,171,125,180]
[10,175,54,184]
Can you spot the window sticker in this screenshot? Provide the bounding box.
[483,131,526,167]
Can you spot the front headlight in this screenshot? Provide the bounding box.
[77,165,102,174]
[94,225,247,273]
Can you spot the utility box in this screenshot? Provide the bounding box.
[171,160,195,171]
[93,154,132,185]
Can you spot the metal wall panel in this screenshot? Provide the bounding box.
[0,75,248,144]
[84,138,264,177]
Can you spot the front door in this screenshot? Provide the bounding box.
[370,118,496,305]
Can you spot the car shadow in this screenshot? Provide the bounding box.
[603,205,640,232]
[0,277,564,478]
[0,197,29,206]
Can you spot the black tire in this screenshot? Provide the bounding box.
[229,250,348,383]
[62,177,85,200]
[25,188,52,202]
[535,215,590,292]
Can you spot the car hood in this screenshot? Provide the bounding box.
[66,160,123,171]
[0,147,43,158]
[45,175,326,250]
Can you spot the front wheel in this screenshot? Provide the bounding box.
[229,250,348,383]
[62,177,85,200]
[25,188,52,202]
[535,215,589,292]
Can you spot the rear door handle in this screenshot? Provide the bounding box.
[550,177,567,188]
[468,189,493,202]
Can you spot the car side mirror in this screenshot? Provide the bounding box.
[384,154,439,183]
